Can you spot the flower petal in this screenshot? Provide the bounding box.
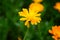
[25,20,30,28]
[20,18,27,21]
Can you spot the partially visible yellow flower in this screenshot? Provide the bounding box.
[33,0,43,3]
[49,26,60,40]
[54,2,60,12]
[19,8,41,28]
[29,3,44,12]
[18,37,22,40]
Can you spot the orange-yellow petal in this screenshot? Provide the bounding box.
[49,30,52,34]
[33,0,43,3]
[29,3,44,12]
[22,8,28,14]
[20,18,27,21]
[54,2,60,12]
[25,20,30,28]
[52,36,58,40]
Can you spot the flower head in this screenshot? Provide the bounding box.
[49,26,60,40]
[29,3,44,12]
[19,8,41,28]
[33,0,43,3]
[54,2,60,12]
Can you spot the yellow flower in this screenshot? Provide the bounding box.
[19,8,41,28]
[18,37,22,40]
[49,26,60,40]
[33,0,43,3]
[54,2,60,12]
[29,3,44,13]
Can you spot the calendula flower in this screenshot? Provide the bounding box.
[49,26,60,40]
[29,3,44,12]
[19,8,41,28]
[54,2,60,12]
[33,0,43,3]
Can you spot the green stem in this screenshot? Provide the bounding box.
[23,29,29,40]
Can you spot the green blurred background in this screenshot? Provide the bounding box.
[0,0,60,40]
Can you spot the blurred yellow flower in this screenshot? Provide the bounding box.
[19,8,41,28]
[49,26,60,40]
[33,0,43,3]
[54,2,60,12]
[18,37,22,40]
[29,3,44,12]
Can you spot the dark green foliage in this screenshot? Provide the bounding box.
[0,0,60,40]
